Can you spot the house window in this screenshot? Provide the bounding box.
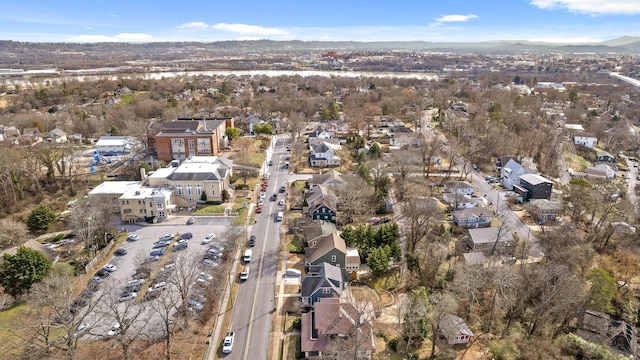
[188,139,194,148]
[331,255,336,262]
[139,209,144,214]
[322,288,331,294]
[195,185,202,195]
[176,185,183,195]
[186,185,192,195]
[156,203,163,211]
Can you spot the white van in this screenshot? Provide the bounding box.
[276,211,284,222]
[239,266,249,281]
[243,249,252,263]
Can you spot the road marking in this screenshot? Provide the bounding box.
[242,153,281,360]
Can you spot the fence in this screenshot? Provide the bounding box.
[84,240,116,274]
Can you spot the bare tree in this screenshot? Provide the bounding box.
[0,218,29,249]
[428,292,458,358]
[332,175,376,225]
[98,285,148,360]
[402,197,442,253]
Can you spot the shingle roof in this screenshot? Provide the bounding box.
[439,314,474,344]
[308,233,347,264]
[301,262,345,299]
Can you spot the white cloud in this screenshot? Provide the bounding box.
[434,14,479,23]
[530,0,640,15]
[69,33,153,43]
[177,22,209,30]
[212,23,288,35]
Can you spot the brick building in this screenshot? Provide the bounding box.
[150,118,233,161]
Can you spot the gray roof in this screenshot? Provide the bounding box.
[519,173,553,186]
[439,314,474,343]
[301,262,345,298]
[529,199,563,211]
[452,207,493,220]
[167,167,227,181]
[468,227,514,245]
[462,252,486,266]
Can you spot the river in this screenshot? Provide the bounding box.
[1,69,439,87]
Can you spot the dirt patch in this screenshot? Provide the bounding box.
[284,285,300,294]
[377,293,406,324]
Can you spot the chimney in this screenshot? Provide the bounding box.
[140,167,147,181]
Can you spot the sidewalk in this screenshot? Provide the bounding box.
[270,250,289,360]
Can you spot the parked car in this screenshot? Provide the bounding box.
[187,300,204,312]
[126,234,139,242]
[102,264,117,272]
[258,199,264,206]
[153,240,171,248]
[278,198,285,206]
[174,242,188,250]
[118,292,137,302]
[158,233,174,241]
[268,160,273,166]
[256,205,263,213]
[202,233,215,244]
[106,323,121,337]
[178,232,193,240]
[114,248,128,256]
[248,235,256,247]
[259,191,266,199]
[149,249,165,257]
[186,217,195,225]
[202,258,218,266]
[222,332,235,354]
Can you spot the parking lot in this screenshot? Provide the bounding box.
[80,218,237,339]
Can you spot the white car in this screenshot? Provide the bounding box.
[202,233,215,244]
[222,332,235,354]
[127,279,145,287]
[107,323,121,337]
[278,198,285,206]
[202,258,218,266]
[150,282,167,291]
[77,323,89,333]
[103,264,117,272]
[118,292,137,302]
[258,199,264,206]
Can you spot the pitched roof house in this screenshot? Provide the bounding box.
[439,314,474,345]
[301,262,348,307]
[574,132,598,149]
[576,310,637,358]
[310,142,342,167]
[501,159,536,190]
[45,127,67,143]
[586,163,616,179]
[466,227,515,254]
[452,207,493,228]
[444,181,475,195]
[308,170,345,189]
[301,298,376,359]
[305,232,360,271]
[305,185,338,224]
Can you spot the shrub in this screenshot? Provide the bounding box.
[292,317,301,330]
[26,204,58,233]
[388,337,398,351]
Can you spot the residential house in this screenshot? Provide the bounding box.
[308,127,334,141]
[466,227,515,253]
[152,118,230,161]
[452,207,493,228]
[95,136,140,154]
[308,137,342,147]
[87,181,145,213]
[301,262,348,307]
[303,221,338,247]
[324,121,350,134]
[528,199,563,222]
[147,156,233,206]
[307,170,345,189]
[301,298,376,359]
[248,117,266,134]
[574,132,598,149]
[494,155,518,171]
[389,133,422,148]
[305,232,360,271]
[45,127,67,143]
[501,159,536,190]
[516,173,553,201]
[586,163,616,180]
[576,310,637,358]
[119,187,175,223]
[305,185,338,224]
[310,142,342,167]
[443,193,482,210]
[439,314,474,345]
[444,181,475,196]
[596,151,615,163]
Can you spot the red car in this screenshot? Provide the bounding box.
[256,205,263,213]
[263,180,268,186]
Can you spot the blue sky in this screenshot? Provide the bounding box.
[2,0,640,43]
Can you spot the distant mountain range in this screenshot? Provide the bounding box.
[1,36,639,68]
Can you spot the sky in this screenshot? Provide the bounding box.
[2,0,640,43]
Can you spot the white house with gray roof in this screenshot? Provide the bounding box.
[310,141,342,167]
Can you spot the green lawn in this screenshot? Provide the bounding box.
[565,151,591,171]
[194,205,226,214]
[0,302,30,357]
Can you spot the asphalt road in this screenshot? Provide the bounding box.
[470,171,544,258]
[225,136,290,360]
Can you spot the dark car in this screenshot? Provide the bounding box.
[149,249,165,257]
[248,235,256,247]
[268,160,273,166]
[178,232,193,240]
[95,269,110,278]
[186,217,195,225]
[114,248,128,256]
